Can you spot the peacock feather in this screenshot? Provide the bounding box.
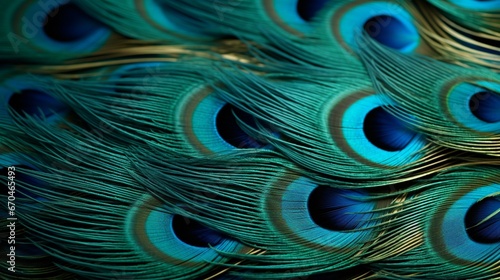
[357,35,500,156]
[71,0,224,42]
[0,0,115,63]
[1,0,499,279]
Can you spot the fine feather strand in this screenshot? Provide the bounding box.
[357,34,500,156]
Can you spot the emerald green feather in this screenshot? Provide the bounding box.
[357,34,500,156]
[370,167,500,279]
[0,0,112,63]
[2,1,500,279]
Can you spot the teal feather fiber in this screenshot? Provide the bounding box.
[30,60,278,154]
[1,0,500,279]
[153,0,332,42]
[211,68,447,184]
[1,117,251,279]
[0,0,113,63]
[357,34,500,156]
[71,0,222,41]
[370,167,500,279]
[426,0,500,33]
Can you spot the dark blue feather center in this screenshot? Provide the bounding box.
[469,91,500,123]
[297,0,330,21]
[172,215,226,247]
[465,196,500,244]
[363,107,417,152]
[363,15,418,51]
[8,89,69,119]
[308,186,372,231]
[216,104,268,149]
[43,4,104,42]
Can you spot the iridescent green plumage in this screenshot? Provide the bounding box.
[1,0,499,279]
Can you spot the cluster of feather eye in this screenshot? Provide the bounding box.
[1,0,499,279]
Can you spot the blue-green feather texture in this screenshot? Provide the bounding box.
[411,1,500,71]
[369,167,500,279]
[71,0,224,41]
[426,0,500,32]
[356,34,500,156]
[0,0,114,63]
[1,0,500,279]
[0,72,71,124]
[125,147,401,279]
[210,68,450,184]
[150,0,331,42]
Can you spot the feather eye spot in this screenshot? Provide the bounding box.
[468,91,500,123]
[8,89,69,120]
[307,186,372,231]
[464,196,500,244]
[363,107,417,152]
[363,15,419,52]
[297,0,330,21]
[336,2,420,53]
[171,215,226,248]
[43,3,105,42]
[216,104,269,149]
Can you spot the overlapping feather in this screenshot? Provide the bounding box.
[1,0,499,279]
